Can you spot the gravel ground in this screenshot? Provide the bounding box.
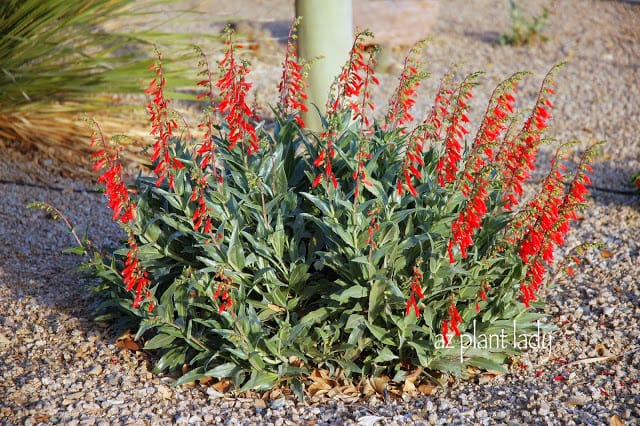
[1,0,639,425]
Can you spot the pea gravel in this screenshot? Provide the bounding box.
[1,0,639,425]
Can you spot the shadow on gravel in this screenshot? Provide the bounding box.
[0,180,122,338]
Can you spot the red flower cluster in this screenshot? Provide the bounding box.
[499,68,559,210]
[436,76,475,187]
[311,135,338,190]
[427,72,457,141]
[313,31,380,193]
[475,283,489,313]
[195,46,222,180]
[516,146,593,307]
[397,130,426,197]
[90,121,135,224]
[90,121,154,311]
[447,179,489,263]
[444,77,524,263]
[146,51,184,190]
[213,271,234,314]
[190,176,213,234]
[365,208,380,250]
[469,78,519,171]
[405,262,425,317]
[352,148,373,198]
[123,237,153,311]
[384,40,427,131]
[396,70,457,197]
[216,35,259,155]
[441,301,463,346]
[330,31,379,126]
[278,19,308,127]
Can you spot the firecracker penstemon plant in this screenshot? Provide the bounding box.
[80,26,599,394]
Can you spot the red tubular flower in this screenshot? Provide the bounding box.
[278,18,309,126]
[90,121,152,312]
[216,32,259,155]
[447,177,490,263]
[515,142,597,307]
[146,50,182,190]
[312,133,338,190]
[384,40,427,131]
[398,125,429,198]
[405,261,426,317]
[194,47,223,183]
[448,301,462,337]
[328,30,378,127]
[90,121,135,224]
[498,66,560,211]
[213,272,234,314]
[442,321,449,346]
[122,237,152,310]
[437,76,476,188]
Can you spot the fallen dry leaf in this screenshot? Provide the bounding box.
[199,376,214,386]
[417,383,438,395]
[600,250,614,258]
[115,330,140,351]
[361,378,375,397]
[609,415,625,426]
[33,413,50,423]
[402,379,416,393]
[212,378,233,393]
[308,381,331,396]
[369,376,389,394]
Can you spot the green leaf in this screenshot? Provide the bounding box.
[300,192,333,217]
[290,377,305,402]
[240,371,279,392]
[144,333,177,350]
[373,347,398,363]
[174,367,205,386]
[268,215,286,259]
[299,307,331,327]
[466,356,508,373]
[205,362,239,378]
[330,285,367,303]
[366,322,395,345]
[62,246,86,255]
[367,280,386,323]
[228,221,245,270]
[154,346,186,373]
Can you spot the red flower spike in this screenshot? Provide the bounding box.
[215,31,259,156]
[442,321,449,346]
[278,18,309,127]
[498,67,562,211]
[405,260,427,318]
[384,40,428,131]
[122,237,152,311]
[213,271,234,314]
[146,50,182,190]
[90,121,136,225]
[512,141,597,308]
[194,50,223,180]
[437,75,477,188]
[448,176,490,264]
[327,31,378,130]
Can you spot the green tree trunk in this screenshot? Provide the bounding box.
[295,0,353,131]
